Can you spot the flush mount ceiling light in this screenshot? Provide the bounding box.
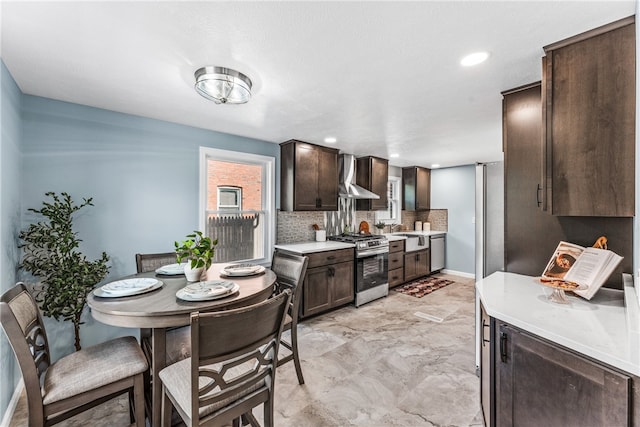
[324,137,337,144]
[194,66,252,104]
[460,51,490,67]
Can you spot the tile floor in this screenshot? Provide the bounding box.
[10,273,483,426]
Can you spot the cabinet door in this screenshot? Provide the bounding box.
[416,167,431,210]
[544,19,635,217]
[404,253,417,281]
[302,266,331,317]
[330,261,354,307]
[370,157,389,210]
[480,305,493,427]
[294,143,321,210]
[388,268,404,288]
[415,249,430,277]
[496,322,630,427]
[317,148,338,210]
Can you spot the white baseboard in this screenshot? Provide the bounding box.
[1,378,23,427]
[442,269,475,279]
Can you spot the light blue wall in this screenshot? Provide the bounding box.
[18,95,279,359]
[430,165,476,275]
[1,61,23,422]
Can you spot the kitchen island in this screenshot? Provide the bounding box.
[476,271,639,426]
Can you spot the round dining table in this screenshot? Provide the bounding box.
[87,263,276,427]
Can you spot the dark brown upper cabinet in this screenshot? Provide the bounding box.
[402,166,430,211]
[542,16,635,217]
[356,156,388,211]
[280,140,339,211]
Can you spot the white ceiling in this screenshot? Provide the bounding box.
[1,1,636,168]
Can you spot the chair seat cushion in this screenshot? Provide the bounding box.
[159,358,266,419]
[43,336,148,405]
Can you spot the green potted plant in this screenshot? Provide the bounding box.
[19,192,110,351]
[375,221,386,234]
[175,230,217,282]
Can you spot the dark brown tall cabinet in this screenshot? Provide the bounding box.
[280,140,339,211]
[503,85,633,286]
[356,156,388,211]
[402,166,430,211]
[542,16,635,217]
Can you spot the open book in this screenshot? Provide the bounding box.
[541,241,623,300]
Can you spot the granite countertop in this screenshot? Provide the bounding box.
[476,271,640,376]
[274,241,355,254]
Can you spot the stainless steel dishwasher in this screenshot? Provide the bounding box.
[430,234,445,272]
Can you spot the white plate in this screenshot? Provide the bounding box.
[94,280,163,298]
[176,280,240,301]
[101,278,159,296]
[220,265,266,277]
[155,263,187,276]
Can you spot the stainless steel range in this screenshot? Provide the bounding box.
[328,233,389,307]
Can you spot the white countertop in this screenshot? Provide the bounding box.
[385,231,447,238]
[274,241,355,254]
[476,271,640,376]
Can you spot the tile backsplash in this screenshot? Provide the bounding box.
[277,200,448,244]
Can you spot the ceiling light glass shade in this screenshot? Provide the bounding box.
[194,66,252,104]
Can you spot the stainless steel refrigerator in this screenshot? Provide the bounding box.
[474,161,504,370]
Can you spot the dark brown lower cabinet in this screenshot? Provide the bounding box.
[403,249,429,282]
[495,322,630,427]
[480,304,493,427]
[302,260,353,318]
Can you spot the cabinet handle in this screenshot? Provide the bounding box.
[328,267,335,277]
[316,198,321,208]
[326,256,336,260]
[482,319,491,347]
[536,184,542,207]
[500,332,508,363]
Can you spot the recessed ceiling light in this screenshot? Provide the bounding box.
[324,137,337,144]
[390,153,400,158]
[431,164,440,169]
[460,52,489,67]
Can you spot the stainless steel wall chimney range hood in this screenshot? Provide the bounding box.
[338,154,380,199]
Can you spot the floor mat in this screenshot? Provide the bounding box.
[394,277,455,298]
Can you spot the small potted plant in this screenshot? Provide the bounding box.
[375,222,386,234]
[175,230,218,282]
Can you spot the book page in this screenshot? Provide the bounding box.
[565,248,612,286]
[541,241,585,280]
[572,249,623,300]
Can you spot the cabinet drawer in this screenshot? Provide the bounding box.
[388,251,404,270]
[389,267,404,288]
[389,240,404,253]
[307,248,354,268]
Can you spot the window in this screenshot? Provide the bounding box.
[375,175,402,224]
[217,186,242,213]
[200,148,275,265]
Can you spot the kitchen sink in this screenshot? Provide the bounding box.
[395,234,429,252]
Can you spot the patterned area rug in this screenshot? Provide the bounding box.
[394,277,455,298]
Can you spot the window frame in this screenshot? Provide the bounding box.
[199,147,276,265]
[217,186,243,211]
[375,175,402,224]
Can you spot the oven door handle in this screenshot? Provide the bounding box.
[356,248,389,258]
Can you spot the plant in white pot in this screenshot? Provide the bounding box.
[175,230,217,282]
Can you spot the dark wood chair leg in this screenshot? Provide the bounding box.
[291,326,305,385]
[134,374,146,427]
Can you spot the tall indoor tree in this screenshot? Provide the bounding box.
[19,192,110,351]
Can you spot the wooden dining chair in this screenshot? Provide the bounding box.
[1,282,148,426]
[270,251,309,385]
[135,252,178,274]
[158,290,291,427]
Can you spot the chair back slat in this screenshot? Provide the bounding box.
[135,252,177,273]
[189,290,290,424]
